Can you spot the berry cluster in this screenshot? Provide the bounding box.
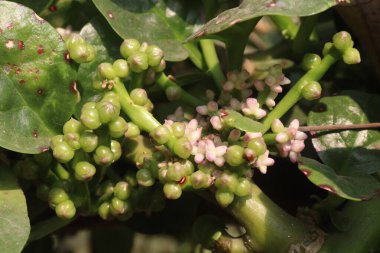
[64,33,96,63]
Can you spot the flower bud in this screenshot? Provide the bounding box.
[74,161,96,181]
[215,172,239,192]
[128,52,149,73]
[163,183,182,199]
[113,59,130,78]
[108,117,128,138]
[111,140,122,162]
[332,31,353,52]
[190,171,211,189]
[154,58,166,72]
[146,45,164,67]
[114,181,131,200]
[225,145,245,167]
[52,142,75,163]
[96,100,121,124]
[110,197,129,215]
[234,178,252,197]
[98,202,112,220]
[120,39,140,58]
[343,48,361,65]
[80,106,101,130]
[165,86,181,101]
[136,168,155,187]
[166,163,186,182]
[124,122,140,138]
[55,199,76,219]
[322,42,334,56]
[173,138,192,159]
[48,187,69,208]
[302,53,321,70]
[66,33,85,50]
[302,81,322,101]
[93,145,114,166]
[64,132,81,150]
[247,138,267,156]
[151,125,171,145]
[215,189,234,207]
[130,88,148,106]
[79,131,98,152]
[171,122,185,138]
[63,118,82,134]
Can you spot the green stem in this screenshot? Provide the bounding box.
[292,16,318,56]
[263,133,277,145]
[270,16,298,40]
[200,39,226,91]
[261,48,341,133]
[155,72,204,107]
[257,87,271,106]
[130,71,145,90]
[184,42,207,70]
[228,183,312,253]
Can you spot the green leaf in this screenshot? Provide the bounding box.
[28,217,72,243]
[223,110,264,133]
[76,16,122,116]
[298,157,380,201]
[0,166,30,253]
[91,0,201,62]
[308,91,380,175]
[0,1,77,154]
[190,0,339,39]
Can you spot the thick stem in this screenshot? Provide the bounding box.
[200,39,226,91]
[261,48,341,133]
[292,16,318,56]
[228,183,312,253]
[185,42,207,70]
[129,71,145,90]
[270,16,298,40]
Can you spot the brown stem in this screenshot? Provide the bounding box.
[299,123,380,132]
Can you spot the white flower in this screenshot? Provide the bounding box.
[254,150,275,174]
[205,139,227,167]
[241,98,267,119]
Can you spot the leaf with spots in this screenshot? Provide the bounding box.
[91,0,202,62]
[298,157,380,201]
[0,1,77,154]
[223,110,264,133]
[0,165,30,253]
[190,0,341,39]
[308,91,380,175]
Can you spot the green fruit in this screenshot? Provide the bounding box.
[234,178,252,197]
[302,81,322,101]
[51,135,64,149]
[98,62,116,80]
[74,161,96,181]
[343,48,361,65]
[64,132,81,150]
[166,163,185,182]
[225,145,245,167]
[111,140,122,162]
[215,172,239,192]
[173,138,192,159]
[108,117,128,138]
[98,202,112,220]
[146,45,164,67]
[128,52,149,73]
[332,31,353,52]
[113,59,130,78]
[55,200,76,219]
[96,100,121,124]
[181,160,194,176]
[110,197,129,215]
[124,122,140,138]
[66,34,85,50]
[48,187,69,208]
[93,146,114,166]
[190,171,210,189]
[114,181,131,200]
[302,53,321,70]
[163,183,182,199]
[69,43,92,63]
[63,118,82,134]
[247,138,267,156]
[136,168,155,187]
[53,142,75,163]
[79,131,98,152]
[97,180,114,202]
[215,189,234,207]
[171,122,185,138]
[165,86,181,101]
[120,39,141,58]
[151,125,171,145]
[130,88,148,106]
[138,42,149,52]
[154,58,166,72]
[80,107,101,130]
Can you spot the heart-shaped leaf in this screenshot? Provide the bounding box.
[223,110,264,133]
[0,165,30,253]
[298,157,380,201]
[308,91,380,175]
[0,2,77,154]
[91,0,202,62]
[190,0,341,39]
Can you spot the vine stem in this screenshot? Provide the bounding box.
[298,123,380,132]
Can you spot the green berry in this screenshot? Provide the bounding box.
[146,45,164,67]
[171,122,185,138]
[158,168,168,183]
[66,34,85,50]
[55,199,76,219]
[69,43,92,63]
[165,86,181,101]
[93,145,114,166]
[322,42,334,56]
[343,48,361,65]
[74,161,96,181]
[98,202,112,220]
[51,135,64,149]
[63,118,82,134]
[110,197,129,215]
[53,142,75,163]
[114,181,131,200]
[247,138,267,156]
[181,160,194,176]
[166,163,185,182]
[136,168,155,187]
[234,178,252,197]
[64,132,81,150]
[154,58,166,72]
[124,122,140,138]
[173,138,192,159]
[128,52,149,73]
[151,125,171,145]
[120,39,141,58]
[108,117,128,138]
[102,91,120,103]
[97,180,114,202]
[302,53,321,70]
[190,171,211,189]
[130,88,148,106]
[79,131,98,152]
[163,183,182,199]
[36,184,50,201]
[48,187,69,208]
[113,59,130,78]
[333,31,353,52]
[226,145,245,167]
[215,189,234,207]
[98,62,117,80]
[215,172,239,192]
[82,101,96,110]
[111,140,122,162]
[80,107,101,130]
[96,100,121,124]
[138,42,149,52]
[302,81,322,101]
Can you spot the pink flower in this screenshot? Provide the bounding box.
[241,98,266,119]
[254,150,275,174]
[205,140,227,167]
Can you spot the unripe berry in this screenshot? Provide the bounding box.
[97,180,114,202]
[163,183,182,199]
[151,125,171,145]
[165,86,181,101]
[74,161,96,181]
[225,145,245,167]
[113,59,130,78]
[171,122,185,138]
[166,163,186,182]
[110,197,129,215]
[66,34,85,50]
[48,187,69,208]
[173,138,192,159]
[138,42,149,52]
[93,145,114,166]
[98,202,112,220]
[51,135,64,149]
[96,100,121,124]
[128,52,149,73]
[136,168,155,187]
[234,178,252,197]
[302,81,322,101]
[64,132,81,150]
[69,43,92,63]
[82,101,96,110]
[63,118,82,134]
[190,170,211,189]
[124,122,140,138]
[55,199,76,219]
[79,131,98,152]
[322,42,334,56]
[247,138,267,156]
[80,106,101,130]
[302,53,321,70]
[215,172,239,192]
[108,117,128,138]
[343,48,361,65]
[130,88,148,106]
[332,31,353,52]
[120,39,140,58]
[215,189,234,207]
[154,58,166,72]
[114,181,131,200]
[53,142,75,163]
[181,160,194,176]
[146,45,164,67]
[98,62,116,80]
[111,140,122,162]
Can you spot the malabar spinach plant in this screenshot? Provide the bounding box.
[1,0,380,253]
